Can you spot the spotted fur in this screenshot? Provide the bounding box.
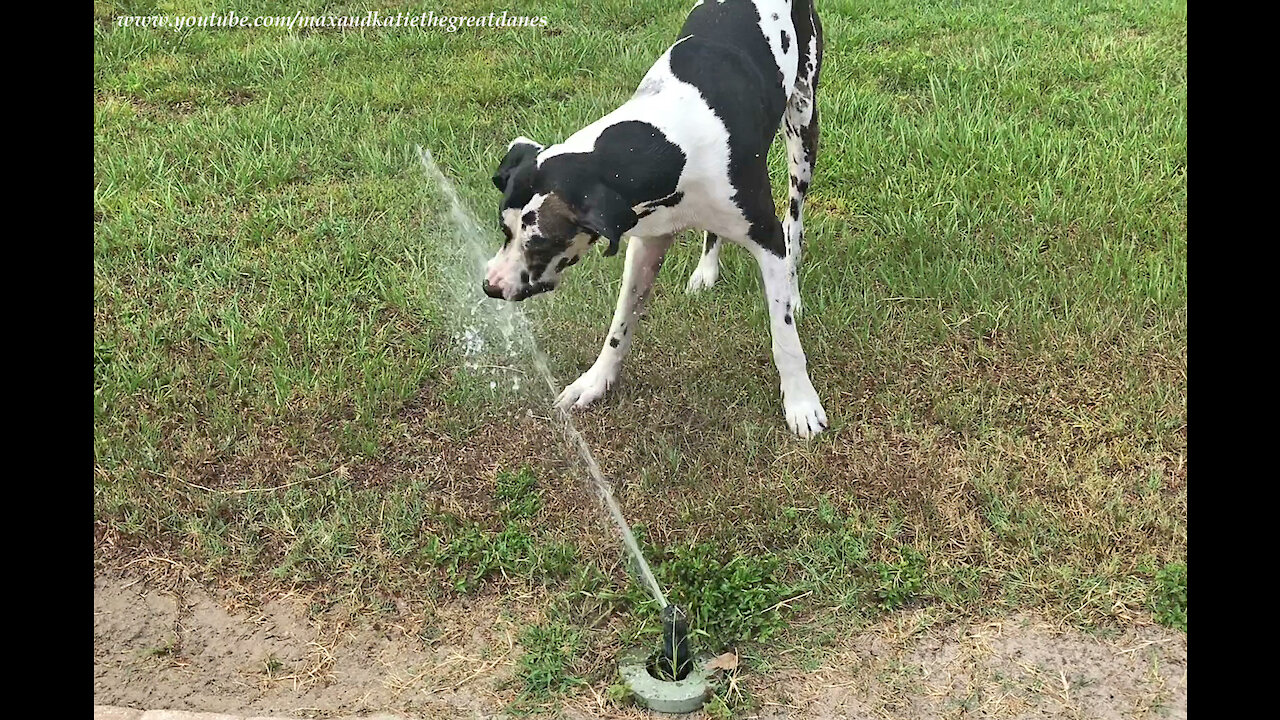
[485,0,827,438]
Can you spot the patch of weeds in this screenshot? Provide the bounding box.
[653,541,793,650]
[439,524,535,591]
[534,540,578,579]
[1152,561,1186,631]
[709,676,758,718]
[704,693,735,719]
[605,681,634,708]
[260,653,287,681]
[514,621,584,703]
[873,545,928,611]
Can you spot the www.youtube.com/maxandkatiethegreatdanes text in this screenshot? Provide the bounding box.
[113,10,550,32]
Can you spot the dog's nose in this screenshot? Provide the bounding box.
[482,279,504,299]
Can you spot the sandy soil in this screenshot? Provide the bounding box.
[94,574,1185,719]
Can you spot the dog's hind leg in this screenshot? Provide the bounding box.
[556,234,674,410]
[782,9,823,318]
[685,231,721,294]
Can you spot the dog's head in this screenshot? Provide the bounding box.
[483,138,637,301]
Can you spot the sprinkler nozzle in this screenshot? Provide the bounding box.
[657,603,693,680]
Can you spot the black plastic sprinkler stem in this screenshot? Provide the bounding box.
[657,603,693,681]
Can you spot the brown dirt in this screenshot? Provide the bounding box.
[749,610,1186,719]
[94,572,534,719]
[95,575,1185,719]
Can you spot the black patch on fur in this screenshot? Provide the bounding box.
[786,3,824,227]
[789,198,800,220]
[536,121,685,246]
[609,337,620,348]
[522,232,570,284]
[493,141,541,217]
[522,211,536,226]
[536,195,579,242]
[636,190,685,219]
[791,0,821,89]
[781,30,790,53]
[785,314,792,325]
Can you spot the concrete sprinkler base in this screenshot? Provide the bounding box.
[618,647,713,714]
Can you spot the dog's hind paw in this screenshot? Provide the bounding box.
[783,387,827,439]
[555,363,619,410]
[685,265,719,294]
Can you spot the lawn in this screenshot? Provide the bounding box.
[94,0,1186,713]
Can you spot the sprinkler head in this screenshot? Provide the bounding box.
[618,604,711,713]
[657,604,692,680]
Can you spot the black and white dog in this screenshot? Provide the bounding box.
[484,0,827,438]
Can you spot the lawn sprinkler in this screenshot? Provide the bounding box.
[416,142,715,713]
[618,603,714,713]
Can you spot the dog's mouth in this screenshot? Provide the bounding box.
[483,279,555,302]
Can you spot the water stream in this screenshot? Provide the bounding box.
[415,145,669,609]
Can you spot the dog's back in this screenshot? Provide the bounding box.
[671,0,813,148]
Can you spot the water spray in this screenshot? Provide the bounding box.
[416,146,711,713]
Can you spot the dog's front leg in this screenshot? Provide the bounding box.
[555,234,674,410]
[753,246,828,438]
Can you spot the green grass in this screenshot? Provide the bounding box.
[1152,561,1187,631]
[515,620,586,702]
[95,0,1186,708]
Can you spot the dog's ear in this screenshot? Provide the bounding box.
[492,137,543,192]
[577,184,638,258]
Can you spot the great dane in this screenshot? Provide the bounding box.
[483,0,826,437]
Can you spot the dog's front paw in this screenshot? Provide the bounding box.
[782,383,827,439]
[555,363,619,411]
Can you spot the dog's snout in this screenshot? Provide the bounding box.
[482,279,504,299]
